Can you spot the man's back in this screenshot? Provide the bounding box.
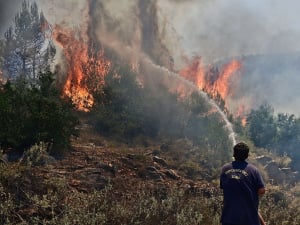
[220,161,265,225]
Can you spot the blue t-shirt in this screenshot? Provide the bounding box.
[220,161,265,225]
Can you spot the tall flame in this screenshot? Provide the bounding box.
[214,59,242,99]
[179,56,206,90]
[53,25,111,111]
[179,57,243,116]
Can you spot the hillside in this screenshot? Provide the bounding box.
[1,120,223,224]
[1,118,300,224]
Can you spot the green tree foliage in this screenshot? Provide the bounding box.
[246,103,300,170]
[275,113,300,170]
[185,92,232,164]
[246,103,277,148]
[92,66,160,140]
[0,71,78,153]
[2,1,55,81]
[188,92,211,115]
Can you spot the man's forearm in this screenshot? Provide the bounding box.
[258,212,266,225]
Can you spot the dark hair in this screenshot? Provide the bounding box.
[233,142,249,161]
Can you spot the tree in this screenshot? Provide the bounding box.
[2,1,55,81]
[246,103,277,149]
[274,113,300,170]
[0,70,78,153]
[93,66,151,140]
[188,91,211,115]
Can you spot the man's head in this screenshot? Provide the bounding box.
[233,142,249,161]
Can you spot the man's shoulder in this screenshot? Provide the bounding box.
[246,163,259,171]
[221,162,233,172]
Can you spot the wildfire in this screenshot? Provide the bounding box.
[179,56,206,89]
[53,25,111,111]
[214,60,242,99]
[179,57,243,117]
[180,57,241,98]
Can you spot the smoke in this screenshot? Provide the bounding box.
[0,0,22,35]
[159,0,300,62]
[235,54,300,116]
[157,0,300,116]
[4,0,300,62]
[2,0,300,117]
[38,0,87,28]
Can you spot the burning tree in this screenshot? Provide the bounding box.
[1,1,55,82]
[53,25,111,112]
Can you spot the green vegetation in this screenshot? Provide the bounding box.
[246,103,300,170]
[0,1,77,154]
[91,66,160,140]
[0,71,79,153]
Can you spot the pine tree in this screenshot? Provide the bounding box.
[2,1,55,82]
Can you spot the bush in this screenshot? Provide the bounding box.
[0,71,79,153]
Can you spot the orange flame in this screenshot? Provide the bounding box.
[180,58,242,98]
[53,25,111,111]
[179,57,242,115]
[236,104,248,126]
[214,60,242,99]
[179,56,206,90]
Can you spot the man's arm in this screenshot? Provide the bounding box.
[258,211,266,225]
[258,187,266,224]
[258,187,266,196]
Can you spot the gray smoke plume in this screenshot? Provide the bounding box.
[86,0,173,70]
[160,0,300,62]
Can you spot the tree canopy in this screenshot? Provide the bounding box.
[0,70,78,152]
[2,1,55,81]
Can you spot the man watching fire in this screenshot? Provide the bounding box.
[220,142,266,225]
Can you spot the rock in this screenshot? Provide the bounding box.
[164,169,180,180]
[256,155,272,165]
[0,154,8,164]
[146,166,164,180]
[265,161,287,184]
[153,156,167,167]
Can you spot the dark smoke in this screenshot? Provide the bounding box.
[87,0,172,70]
[137,0,172,68]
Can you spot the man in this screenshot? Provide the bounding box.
[220,142,266,225]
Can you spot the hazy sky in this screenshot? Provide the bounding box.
[160,0,300,62]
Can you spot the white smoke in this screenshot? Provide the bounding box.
[159,0,300,62]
